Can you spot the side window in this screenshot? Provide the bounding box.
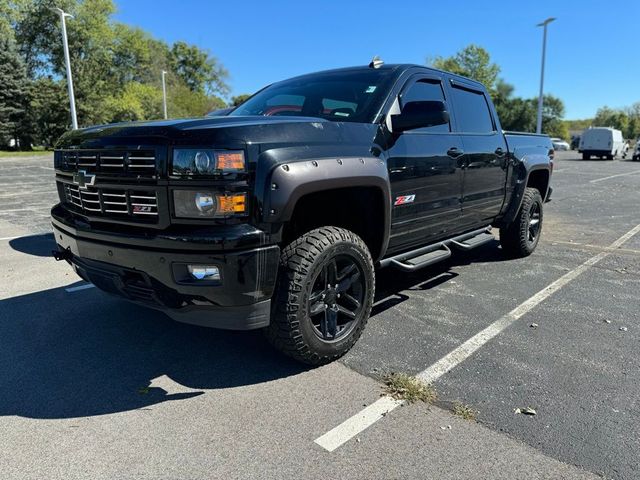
[450,86,495,133]
[400,79,450,133]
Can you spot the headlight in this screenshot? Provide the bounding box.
[173,190,247,218]
[172,149,245,176]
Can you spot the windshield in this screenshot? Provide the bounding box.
[229,69,396,123]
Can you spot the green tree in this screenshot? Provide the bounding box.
[0,0,28,41]
[626,113,639,140]
[0,37,28,146]
[103,82,163,122]
[587,104,640,139]
[537,94,567,139]
[21,77,69,147]
[167,81,226,118]
[430,45,500,93]
[230,93,251,107]
[7,0,231,142]
[111,24,170,86]
[493,79,536,132]
[170,41,229,95]
[13,0,76,77]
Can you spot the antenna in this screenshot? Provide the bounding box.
[369,56,384,69]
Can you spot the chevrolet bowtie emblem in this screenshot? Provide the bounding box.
[72,170,96,190]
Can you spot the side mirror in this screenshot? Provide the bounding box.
[391,101,449,133]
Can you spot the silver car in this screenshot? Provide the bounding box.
[551,137,570,151]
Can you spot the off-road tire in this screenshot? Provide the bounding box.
[500,187,544,258]
[265,226,375,365]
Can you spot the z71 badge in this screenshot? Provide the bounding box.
[394,194,416,206]
[133,205,153,213]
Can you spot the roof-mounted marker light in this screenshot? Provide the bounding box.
[369,56,384,69]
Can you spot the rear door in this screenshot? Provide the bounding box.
[448,80,508,228]
[386,74,464,251]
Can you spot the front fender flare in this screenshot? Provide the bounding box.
[264,156,392,257]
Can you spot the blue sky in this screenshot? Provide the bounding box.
[114,0,639,119]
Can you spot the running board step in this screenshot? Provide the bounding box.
[389,245,452,272]
[380,226,494,272]
[450,232,495,251]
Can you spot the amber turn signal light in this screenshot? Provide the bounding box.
[216,193,246,214]
[216,151,245,171]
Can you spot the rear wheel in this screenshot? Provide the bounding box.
[265,226,375,365]
[582,153,590,160]
[500,187,543,258]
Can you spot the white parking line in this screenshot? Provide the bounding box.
[590,169,640,183]
[65,283,95,293]
[0,208,35,214]
[0,236,21,241]
[314,222,640,452]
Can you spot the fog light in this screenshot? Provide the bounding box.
[187,265,220,281]
[195,192,215,213]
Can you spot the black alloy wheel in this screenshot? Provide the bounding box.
[265,226,375,365]
[499,187,544,258]
[527,201,542,246]
[308,254,365,342]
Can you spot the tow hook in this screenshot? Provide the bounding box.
[52,248,73,261]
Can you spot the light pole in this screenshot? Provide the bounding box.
[53,8,78,130]
[161,70,168,119]
[536,17,556,134]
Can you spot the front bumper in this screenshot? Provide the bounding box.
[52,206,280,330]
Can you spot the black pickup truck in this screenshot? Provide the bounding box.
[51,63,553,364]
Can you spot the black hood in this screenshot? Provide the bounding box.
[55,116,380,151]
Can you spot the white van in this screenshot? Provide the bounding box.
[579,127,625,160]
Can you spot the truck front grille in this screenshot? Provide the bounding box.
[62,183,159,221]
[59,150,157,177]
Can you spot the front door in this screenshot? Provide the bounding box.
[448,82,508,228]
[386,75,464,253]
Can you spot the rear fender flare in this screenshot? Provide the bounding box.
[501,160,550,226]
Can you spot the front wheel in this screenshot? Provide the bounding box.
[265,226,375,365]
[500,187,544,258]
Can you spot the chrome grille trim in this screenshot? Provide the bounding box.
[58,150,157,177]
[62,183,159,221]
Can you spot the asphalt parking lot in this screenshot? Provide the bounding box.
[1,151,639,479]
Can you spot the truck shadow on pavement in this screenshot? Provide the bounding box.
[9,232,55,257]
[2,235,506,420]
[0,283,308,420]
[372,240,507,317]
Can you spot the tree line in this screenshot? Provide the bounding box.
[430,45,640,141]
[430,45,569,139]
[2,7,638,151]
[0,0,230,149]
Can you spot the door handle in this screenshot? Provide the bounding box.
[447,147,464,158]
[494,147,505,157]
